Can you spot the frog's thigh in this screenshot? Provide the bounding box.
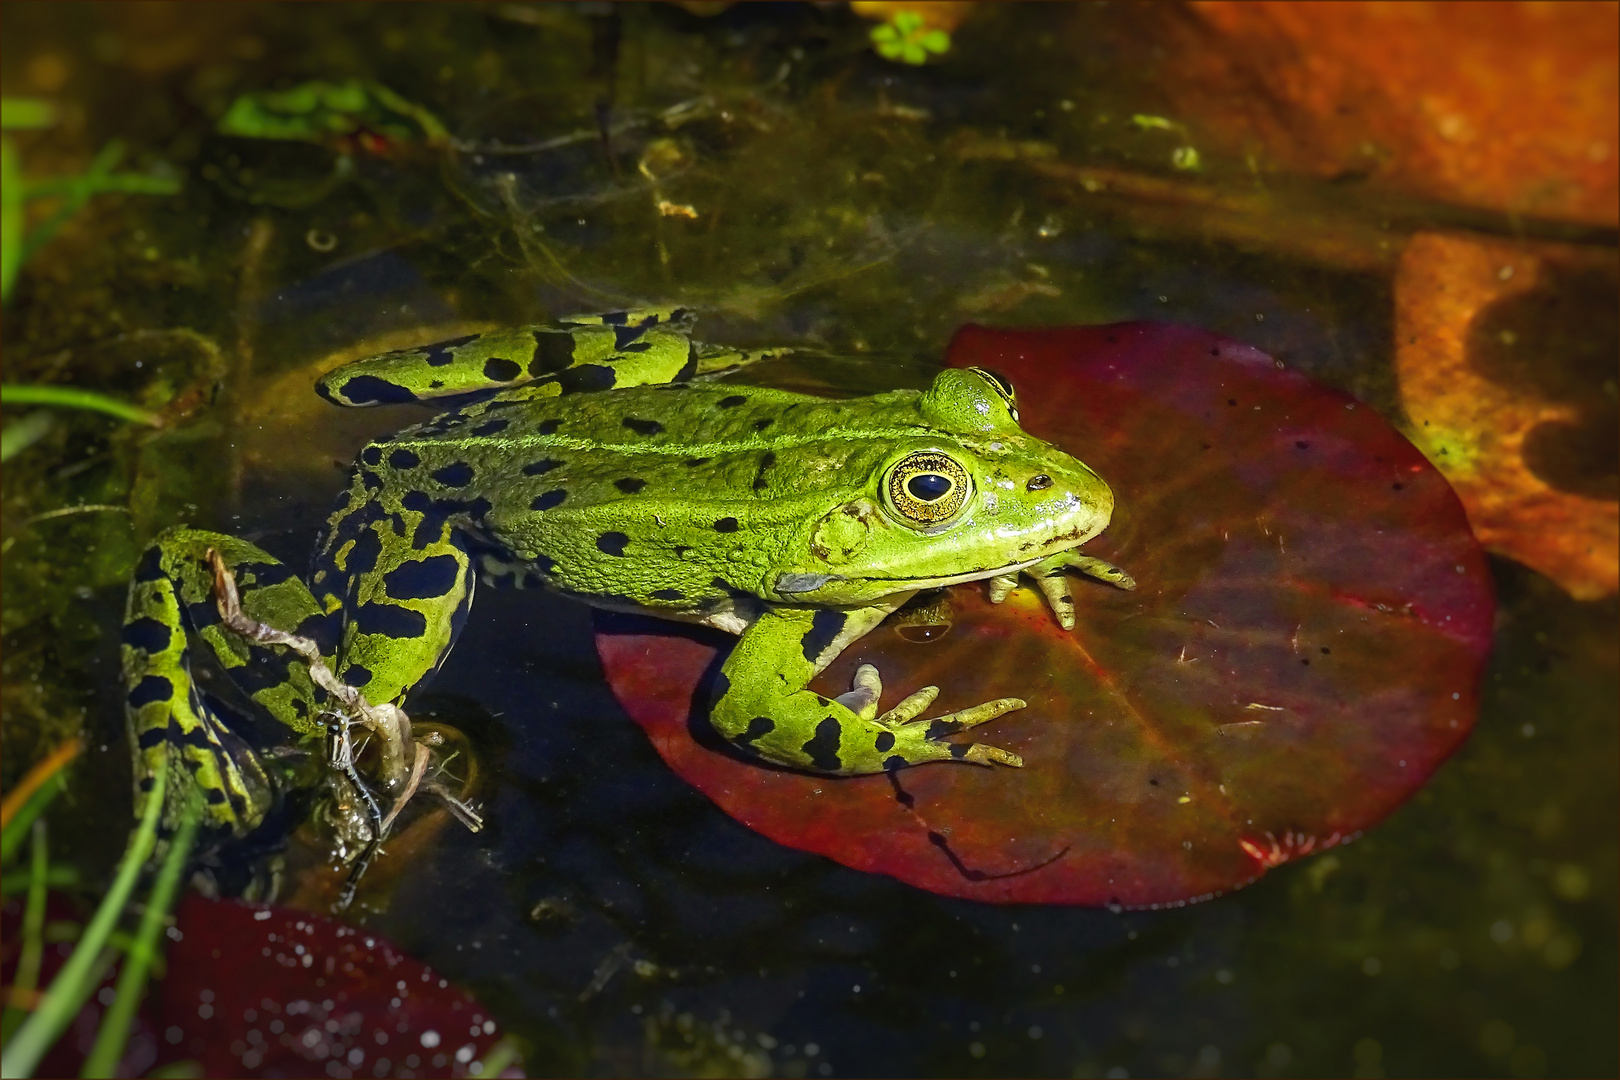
[124,528,324,831]
[316,310,700,406]
[711,600,961,776]
[328,505,477,707]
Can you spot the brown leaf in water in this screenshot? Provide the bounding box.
[1396,232,1618,600]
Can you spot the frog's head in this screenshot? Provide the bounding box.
[773,368,1116,604]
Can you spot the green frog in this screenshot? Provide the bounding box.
[122,308,1134,840]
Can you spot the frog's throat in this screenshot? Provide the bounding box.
[775,555,1050,597]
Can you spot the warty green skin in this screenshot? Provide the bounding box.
[121,309,1125,834]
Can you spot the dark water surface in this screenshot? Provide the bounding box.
[2,4,1614,1077]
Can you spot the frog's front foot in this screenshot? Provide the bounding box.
[988,552,1136,630]
[838,663,1025,768]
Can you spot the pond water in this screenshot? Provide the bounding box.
[2,4,1615,1077]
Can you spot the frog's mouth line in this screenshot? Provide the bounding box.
[776,556,1050,596]
[881,556,1051,590]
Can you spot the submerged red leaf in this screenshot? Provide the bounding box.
[0,893,505,1078]
[596,322,1494,906]
[154,894,503,1077]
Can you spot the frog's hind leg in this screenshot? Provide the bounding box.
[709,601,1027,776]
[315,307,710,407]
[123,528,331,833]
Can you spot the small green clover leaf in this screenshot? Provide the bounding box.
[871,10,952,65]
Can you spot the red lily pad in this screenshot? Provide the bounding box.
[0,893,506,1078]
[152,894,505,1077]
[596,322,1494,907]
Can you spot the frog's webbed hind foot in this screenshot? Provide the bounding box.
[987,553,1136,630]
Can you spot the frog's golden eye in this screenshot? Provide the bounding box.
[968,367,1019,421]
[885,451,971,527]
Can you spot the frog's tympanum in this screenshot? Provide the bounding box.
[122,309,1133,838]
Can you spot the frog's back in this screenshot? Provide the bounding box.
[385,382,929,514]
[362,382,932,606]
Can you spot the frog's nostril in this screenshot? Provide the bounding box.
[1026,474,1053,491]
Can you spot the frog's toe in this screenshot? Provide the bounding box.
[962,743,1023,767]
[1069,554,1137,591]
[874,684,941,727]
[916,696,1026,733]
[1034,573,1077,630]
[834,663,884,721]
[986,573,1019,604]
[888,725,1024,769]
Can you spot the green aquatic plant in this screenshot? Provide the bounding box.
[1,99,181,305]
[0,762,203,1080]
[870,11,952,65]
[0,820,49,1045]
[0,384,163,463]
[80,801,200,1079]
[216,78,449,149]
[1,98,180,462]
[210,79,448,207]
[1130,113,1179,132]
[0,739,80,867]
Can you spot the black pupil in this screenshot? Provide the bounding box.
[907,473,952,501]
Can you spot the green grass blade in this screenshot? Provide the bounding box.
[80,797,199,1079]
[0,821,50,1043]
[1,766,166,1079]
[476,1035,524,1078]
[1,864,78,896]
[1,776,64,869]
[0,385,160,427]
[2,136,21,303]
[21,174,181,200]
[0,100,57,131]
[17,140,123,263]
[1,412,55,462]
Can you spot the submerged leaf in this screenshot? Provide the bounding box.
[151,895,505,1077]
[1396,232,1617,599]
[597,322,1493,906]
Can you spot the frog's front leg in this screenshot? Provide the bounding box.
[988,551,1136,630]
[309,481,485,821]
[711,603,1025,774]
